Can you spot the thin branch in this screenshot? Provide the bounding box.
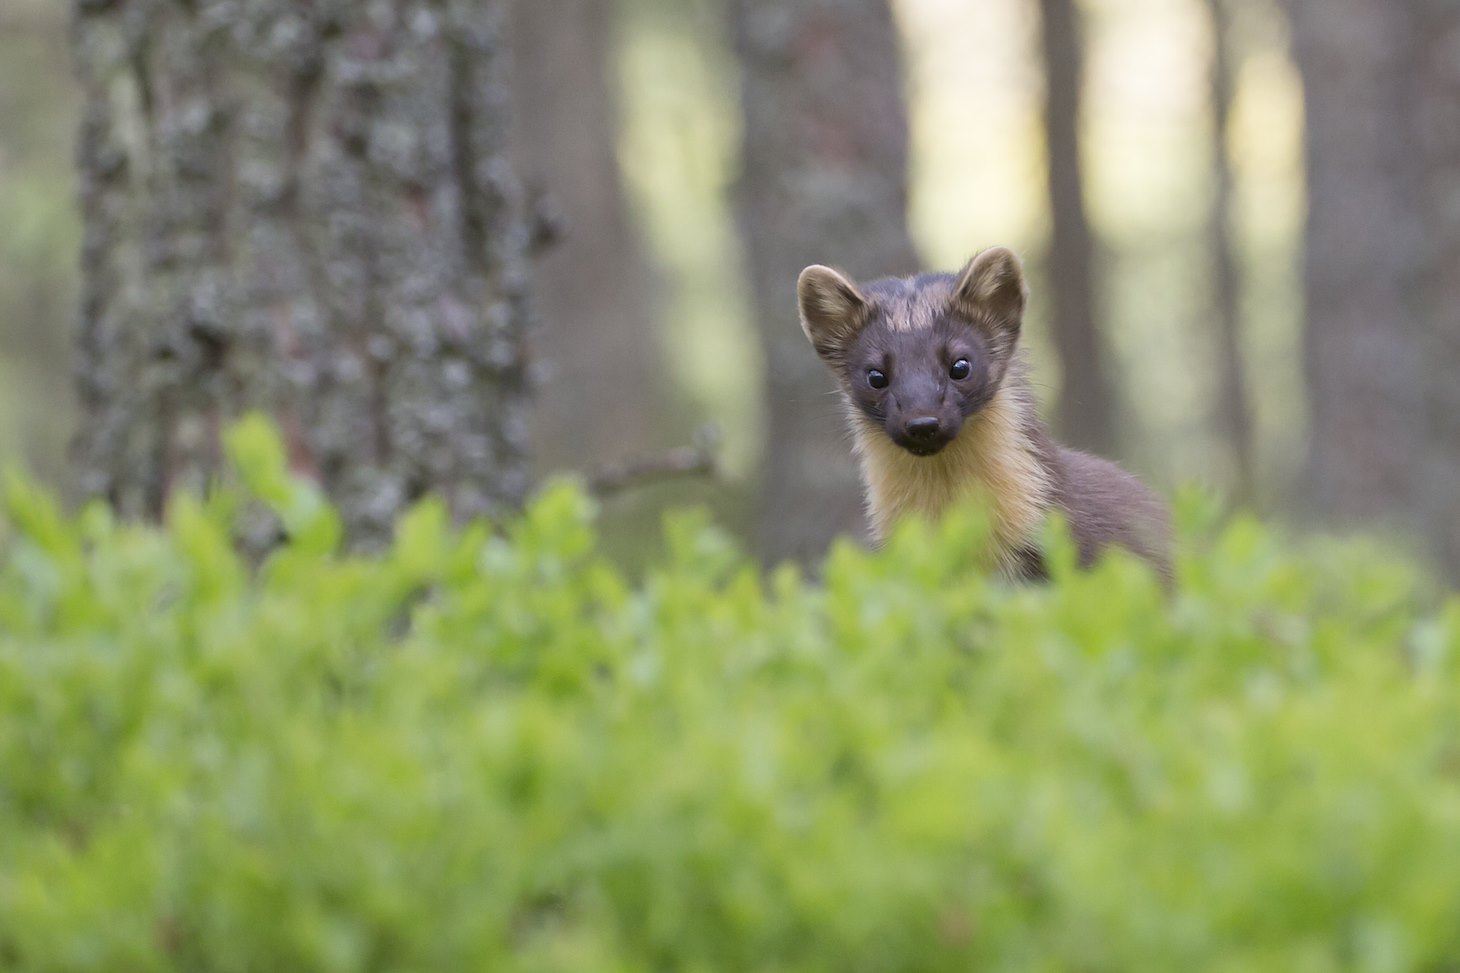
[587,425,721,498]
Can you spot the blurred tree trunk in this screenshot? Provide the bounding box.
[732,0,921,564]
[1038,0,1116,456]
[71,0,531,547]
[1202,0,1254,502]
[0,3,77,487]
[511,0,663,474]
[1285,0,1460,576]
[1417,8,1460,578]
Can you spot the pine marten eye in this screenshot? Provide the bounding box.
[867,368,889,390]
[949,358,972,381]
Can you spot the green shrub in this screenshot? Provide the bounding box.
[2,416,1459,972]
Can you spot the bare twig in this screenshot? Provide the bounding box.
[587,424,721,498]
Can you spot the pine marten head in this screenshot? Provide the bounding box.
[797,247,1029,458]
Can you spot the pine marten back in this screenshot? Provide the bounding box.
[797,246,1170,581]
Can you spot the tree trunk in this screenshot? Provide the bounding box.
[1038,0,1116,456]
[1286,0,1460,576]
[511,0,664,475]
[731,0,921,564]
[0,2,77,487]
[71,0,531,548]
[1202,0,1255,502]
[1414,6,1460,577]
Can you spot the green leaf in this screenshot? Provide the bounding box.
[0,461,1456,972]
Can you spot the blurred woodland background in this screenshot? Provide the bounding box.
[0,0,1456,575]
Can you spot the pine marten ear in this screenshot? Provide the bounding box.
[952,247,1028,354]
[798,265,871,363]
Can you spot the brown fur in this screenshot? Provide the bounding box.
[798,248,1171,581]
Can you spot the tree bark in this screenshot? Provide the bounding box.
[0,3,77,486]
[511,0,664,475]
[1202,0,1255,502]
[731,0,921,564]
[1285,0,1460,576]
[1038,0,1116,456]
[71,0,532,547]
[1414,5,1460,577]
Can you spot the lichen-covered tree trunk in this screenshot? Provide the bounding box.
[1038,0,1116,456]
[511,0,664,475]
[732,0,921,564]
[1285,0,1460,576]
[72,0,531,547]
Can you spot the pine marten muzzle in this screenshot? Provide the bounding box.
[798,247,1171,581]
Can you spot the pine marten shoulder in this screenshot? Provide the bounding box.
[797,247,1170,581]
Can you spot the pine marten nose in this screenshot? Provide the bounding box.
[906,417,942,442]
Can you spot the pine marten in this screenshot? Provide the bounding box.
[797,246,1170,581]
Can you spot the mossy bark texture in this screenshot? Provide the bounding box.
[72,0,531,546]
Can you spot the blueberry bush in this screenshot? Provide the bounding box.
[2,417,1458,972]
